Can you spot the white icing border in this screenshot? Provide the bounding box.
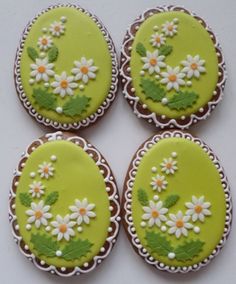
[9,131,121,277]
[120,6,227,129]
[123,130,232,273]
[14,4,119,130]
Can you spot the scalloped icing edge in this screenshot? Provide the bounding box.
[9,131,121,277]
[14,4,119,130]
[120,5,227,129]
[122,130,232,273]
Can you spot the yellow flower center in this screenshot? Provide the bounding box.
[34,187,40,193]
[166,162,173,169]
[156,179,163,187]
[168,75,177,82]
[54,25,61,32]
[43,166,49,174]
[191,63,198,70]
[176,220,184,228]
[168,25,173,31]
[151,210,159,218]
[79,208,87,216]
[80,66,89,74]
[60,80,68,89]
[156,36,161,43]
[35,211,43,219]
[149,58,157,66]
[37,66,46,73]
[41,38,48,45]
[195,205,203,214]
[59,224,67,233]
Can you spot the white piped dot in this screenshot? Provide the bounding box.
[194,226,200,234]
[151,166,157,173]
[168,252,176,259]
[161,225,167,232]
[40,52,46,58]
[12,204,16,209]
[100,247,105,252]
[108,227,112,232]
[171,152,177,158]
[61,267,66,272]
[26,224,31,230]
[40,260,45,265]
[24,245,29,250]
[140,221,146,227]
[42,28,47,33]
[186,81,192,87]
[109,206,113,211]
[44,82,50,88]
[161,98,168,105]
[50,155,57,162]
[153,195,159,201]
[15,225,19,230]
[173,18,179,23]
[29,79,35,85]
[84,262,89,267]
[45,226,51,232]
[60,16,67,23]
[56,250,62,257]
[155,75,160,80]
[153,25,158,31]
[140,70,145,76]
[56,107,63,114]
[77,226,83,232]
[79,84,85,90]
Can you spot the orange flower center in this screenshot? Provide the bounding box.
[176,220,184,228]
[195,205,203,214]
[156,179,163,187]
[34,187,40,193]
[60,80,68,89]
[166,162,172,169]
[151,210,159,218]
[79,208,87,216]
[191,63,198,70]
[35,211,43,219]
[168,25,173,31]
[80,66,89,74]
[59,224,67,233]
[43,166,49,174]
[37,66,46,73]
[54,26,61,32]
[156,36,161,43]
[149,58,157,66]
[41,38,48,45]
[168,74,177,82]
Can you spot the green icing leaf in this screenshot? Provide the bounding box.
[175,240,205,261]
[62,239,93,261]
[33,88,57,110]
[45,191,59,205]
[48,46,59,63]
[19,193,32,207]
[137,188,148,206]
[31,234,59,257]
[136,42,146,57]
[140,78,166,102]
[163,195,180,208]
[167,91,199,110]
[159,45,173,56]
[146,231,173,256]
[63,95,90,117]
[27,47,39,61]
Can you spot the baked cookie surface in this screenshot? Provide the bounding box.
[9,132,120,276]
[15,4,118,130]
[122,130,232,273]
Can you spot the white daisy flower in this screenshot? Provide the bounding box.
[37,35,53,51]
[141,50,166,74]
[142,200,168,227]
[150,174,168,192]
[51,215,76,241]
[49,21,65,37]
[30,58,54,82]
[38,162,54,179]
[162,20,178,37]
[26,201,52,228]
[185,196,211,222]
[160,157,178,175]
[150,32,166,48]
[29,181,45,198]
[72,57,98,84]
[51,72,78,98]
[69,198,96,225]
[181,55,206,79]
[160,66,185,91]
[166,211,193,238]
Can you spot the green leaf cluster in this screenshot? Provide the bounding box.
[137,188,149,206]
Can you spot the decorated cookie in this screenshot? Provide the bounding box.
[122,130,232,273]
[120,6,226,129]
[14,4,118,130]
[9,132,120,276]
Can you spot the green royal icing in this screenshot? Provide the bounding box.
[131,137,226,267]
[130,11,219,118]
[20,7,112,123]
[15,140,110,268]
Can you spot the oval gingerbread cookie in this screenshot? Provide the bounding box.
[120,6,226,129]
[122,130,232,273]
[9,132,120,276]
[15,4,118,130]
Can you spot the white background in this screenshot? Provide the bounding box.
[0,0,235,283]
